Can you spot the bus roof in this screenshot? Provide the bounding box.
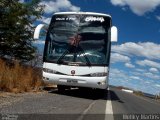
[54,12,111,18]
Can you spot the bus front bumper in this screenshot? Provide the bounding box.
[43,72,108,89]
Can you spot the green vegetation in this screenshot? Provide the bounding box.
[0,0,44,62]
[155,95,160,101]
[133,91,144,96]
[0,1,45,93]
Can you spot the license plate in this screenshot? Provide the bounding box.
[67,79,77,83]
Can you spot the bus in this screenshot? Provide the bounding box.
[34,12,118,92]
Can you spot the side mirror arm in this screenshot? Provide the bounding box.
[34,24,48,40]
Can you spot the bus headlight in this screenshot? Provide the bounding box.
[97,80,106,85]
[90,72,107,77]
[43,68,57,74]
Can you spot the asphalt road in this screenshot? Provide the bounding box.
[110,87,160,114]
[0,87,160,120]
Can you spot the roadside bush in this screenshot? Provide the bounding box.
[0,59,44,93]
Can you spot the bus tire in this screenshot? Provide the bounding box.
[57,85,65,93]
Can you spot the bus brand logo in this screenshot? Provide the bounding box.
[71,70,75,75]
[85,17,104,23]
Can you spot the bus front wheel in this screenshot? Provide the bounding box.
[57,85,65,93]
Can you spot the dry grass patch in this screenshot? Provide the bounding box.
[0,59,44,93]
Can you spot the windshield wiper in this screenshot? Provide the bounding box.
[56,46,71,64]
[78,47,91,67]
[56,45,91,67]
[57,45,77,64]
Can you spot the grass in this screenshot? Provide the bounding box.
[155,96,160,101]
[0,58,44,93]
[133,91,144,96]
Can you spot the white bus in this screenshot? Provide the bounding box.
[34,12,118,92]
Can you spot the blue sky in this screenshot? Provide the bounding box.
[28,0,160,95]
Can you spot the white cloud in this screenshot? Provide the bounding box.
[130,76,141,80]
[145,81,151,84]
[39,0,80,14]
[110,53,130,63]
[110,68,122,74]
[135,68,146,72]
[143,72,160,80]
[156,15,160,21]
[112,42,160,60]
[149,68,159,73]
[33,40,45,44]
[110,68,160,94]
[110,0,160,16]
[136,59,160,69]
[155,84,160,88]
[110,68,129,81]
[125,63,135,68]
[38,16,51,24]
[133,69,160,80]
[19,0,24,3]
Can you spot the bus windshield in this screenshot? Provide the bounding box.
[44,14,111,66]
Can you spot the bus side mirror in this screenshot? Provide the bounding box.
[111,26,118,42]
[34,24,48,40]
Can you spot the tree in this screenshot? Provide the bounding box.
[0,0,44,62]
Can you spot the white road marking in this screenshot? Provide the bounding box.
[77,101,96,120]
[105,88,114,120]
[77,88,114,120]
